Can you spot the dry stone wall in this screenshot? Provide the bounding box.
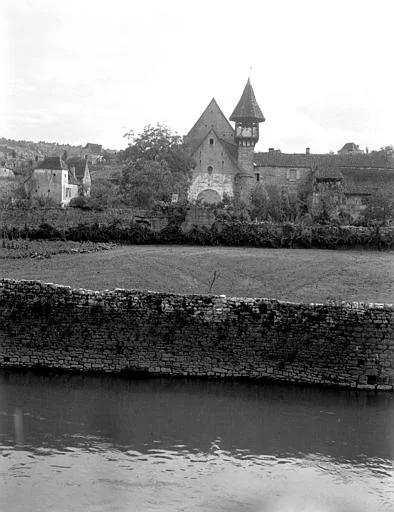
[0,279,393,390]
[0,207,168,232]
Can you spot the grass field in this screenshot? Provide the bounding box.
[1,245,393,303]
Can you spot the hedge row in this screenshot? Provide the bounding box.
[1,220,393,250]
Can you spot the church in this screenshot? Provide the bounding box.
[184,79,394,219]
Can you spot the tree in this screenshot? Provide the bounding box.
[122,124,182,162]
[119,159,175,208]
[250,183,269,220]
[360,192,394,225]
[119,123,192,207]
[90,178,121,208]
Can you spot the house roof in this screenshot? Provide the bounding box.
[230,78,265,123]
[315,166,343,180]
[339,142,359,152]
[219,137,238,161]
[254,151,317,168]
[340,168,394,196]
[254,151,394,169]
[67,157,88,180]
[36,156,68,170]
[84,143,102,154]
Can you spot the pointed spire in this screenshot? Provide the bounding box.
[230,78,265,123]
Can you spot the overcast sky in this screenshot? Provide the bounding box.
[1,0,393,153]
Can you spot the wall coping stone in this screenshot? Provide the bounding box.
[0,278,392,311]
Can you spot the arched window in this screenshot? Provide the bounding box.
[207,166,213,175]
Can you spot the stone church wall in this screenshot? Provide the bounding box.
[0,279,393,391]
[188,132,239,202]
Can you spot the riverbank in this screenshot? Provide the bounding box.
[0,279,392,390]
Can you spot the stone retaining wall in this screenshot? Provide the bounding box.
[0,279,393,390]
[0,207,168,232]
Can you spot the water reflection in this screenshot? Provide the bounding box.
[0,370,393,512]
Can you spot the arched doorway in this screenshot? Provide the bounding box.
[197,189,221,205]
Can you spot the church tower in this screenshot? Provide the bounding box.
[230,78,265,203]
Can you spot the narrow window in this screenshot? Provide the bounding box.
[209,138,214,145]
[207,166,213,175]
[255,172,260,182]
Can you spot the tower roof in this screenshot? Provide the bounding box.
[230,78,265,123]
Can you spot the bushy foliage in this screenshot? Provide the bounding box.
[249,184,304,222]
[90,178,122,208]
[3,219,392,250]
[359,192,394,225]
[117,124,192,208]
[120,160,175,208]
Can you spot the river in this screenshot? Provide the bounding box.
[0,370,393,511]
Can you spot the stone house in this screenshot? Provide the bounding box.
[185,80,394,219]
[27,156,79,206]
[80,143,103,165]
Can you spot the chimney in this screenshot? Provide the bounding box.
[306,147,310,155]
[268,148,275,153]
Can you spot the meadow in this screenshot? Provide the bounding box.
[1,244,392,303]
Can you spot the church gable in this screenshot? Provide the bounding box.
[190,129,239,176]
[184,98,235,152]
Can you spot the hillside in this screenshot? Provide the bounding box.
[0,137,119,161]
[0,137,84,160]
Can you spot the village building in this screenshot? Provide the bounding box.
[184,79,394,219]
[80,143,103,165]
[66,156,92,196]
[338,142,364,155]
[0,163,18,204]
[0,163,15,180]
[26,156,79,206]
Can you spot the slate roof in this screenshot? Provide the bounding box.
[254,151,394,169]
[340,168,394,195]
[67,157,89,180]
[36,156,68,170]
[230,78,265,122]
[315,166,343,180]
[218,137,238,161]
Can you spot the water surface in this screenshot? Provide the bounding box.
[0,370,393,511]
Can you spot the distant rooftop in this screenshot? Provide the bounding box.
[254,150,393,169]
[36,156,68,170]
[83,143,102,154]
